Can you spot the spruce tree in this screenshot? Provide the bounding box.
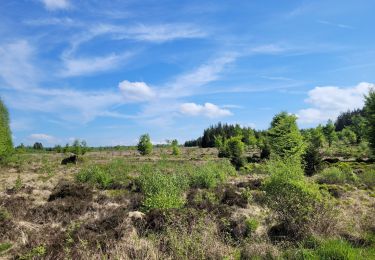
[364,89,375,155]
[268,112,305,161]
[0,98,13,161]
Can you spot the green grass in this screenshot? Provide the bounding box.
[0,243,12,253]
[285,238,375,260]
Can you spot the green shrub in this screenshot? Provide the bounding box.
[190,160,236,189]
[263,159,327,238]
[359,169,375,188]
[0,207,11,221]
[245,218,259,236]
[137,134,153,155]
[19,245,46,260]
[138,170,188,210]
[171,139,180,156]
[318,166,358,185]
[76,165,112,188]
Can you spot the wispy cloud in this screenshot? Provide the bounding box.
[29,133,59,144]
[40,0,71,11]
[66,23,206,55]
[24,17,78,27]
[317,20,354,29]
[60,52,134,77]
[0,40,38,90]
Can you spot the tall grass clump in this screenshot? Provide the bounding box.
[76,159,131,189]
[189,160,236,189]
[263,159,331,239]
[138,168,189,210]
[285,238,375,259]
[359,169,375,189]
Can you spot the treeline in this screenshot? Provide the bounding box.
[185,108,369,149]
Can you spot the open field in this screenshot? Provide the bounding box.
[0,147,374,259]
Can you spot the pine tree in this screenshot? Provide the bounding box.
[0,99,13,161]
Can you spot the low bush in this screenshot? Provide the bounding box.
[138,170,188,210]
[359,169,375,189]
[263,159,330,239]
[76,165,112,188]
[189,160,236,189]
[318,166,358,185]
[245,218,259,236]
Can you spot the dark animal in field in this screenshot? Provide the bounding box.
[61,155,78,165]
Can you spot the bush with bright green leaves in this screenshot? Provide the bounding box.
[138,170,188,210]
[189,160,236,189]
[137,134,153,155]
[0,98,13,162]
[171,139,180,155]
[245,218,259,236]
[318,165,358,185]
[263,159,328,238]
[340,127,357,145]
[268,112,305,161]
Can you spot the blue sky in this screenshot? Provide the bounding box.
[1,0,374,146]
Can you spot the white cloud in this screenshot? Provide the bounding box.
[29,133,58,144]
[297,82,374,124]
[119,80,155,102]
[0,40,38,90]
[25,17,77,26]
[66,23,206,55]
[40,0,71,11]
[60,52,133,77]
[180,102,232,118]
[160,53,237,98]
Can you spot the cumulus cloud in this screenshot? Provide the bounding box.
[29,133,58,144]
[40,0,71,11]
[297,82,374,124]
[180,102,232,118]
[119,80,156,102]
